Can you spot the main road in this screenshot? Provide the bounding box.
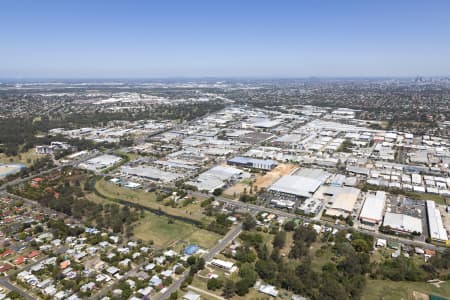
[157,223,244,300]
[192,192,446,252]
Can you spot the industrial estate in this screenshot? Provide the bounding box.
[0,79,450,300]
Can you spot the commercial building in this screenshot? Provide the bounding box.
[383,212,423,234]
[426,200,448,243]
[227,156,277,170]
[359,191,386,225]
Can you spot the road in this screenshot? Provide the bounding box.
[187,285,225,300]
[0,277,37,300]
[192,192,446,252]
[156,223,244,300]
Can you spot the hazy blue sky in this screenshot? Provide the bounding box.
[1,0,450,78]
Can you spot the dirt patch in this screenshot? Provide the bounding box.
[224,182,249,198]
[223,163,298,198]
[254,163,298,189]
[411,291,430,300]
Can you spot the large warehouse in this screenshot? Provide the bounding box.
[187,165,250,193]
[121,166,182,183]
[359,191,386,225]
[426,200,448,243]
[325,186,361,218]
[227,156,277,171]
[269,175,322,200]
[79,154,122,171]
[383,212,423,234]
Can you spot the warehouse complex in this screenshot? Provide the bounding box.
[121,166,183,183]
[187,165,250,193]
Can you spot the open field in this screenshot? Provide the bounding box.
[0,148,42,167]
[133,212,220,248]
[223,182,250,198]
[95,178,212,224]
[363,279,450,300]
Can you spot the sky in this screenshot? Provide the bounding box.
[1,0,450,78]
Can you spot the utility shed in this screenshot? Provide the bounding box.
[383,212,423,234]
[359,191,386,225]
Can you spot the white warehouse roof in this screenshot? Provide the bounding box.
[269,175,322,198]
[426,200,448,242]
[359,191,386,224]
[383,212,423,234]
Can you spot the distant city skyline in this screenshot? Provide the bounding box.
[1,0,450,78]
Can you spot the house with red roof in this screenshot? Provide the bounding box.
[0,263,13,273]
[14,256,26,265]
[28,250,40,259]
[0,249,14,258]
[30,177,44,187]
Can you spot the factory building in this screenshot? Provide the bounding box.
[227,156,278,171]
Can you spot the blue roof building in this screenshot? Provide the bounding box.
[184,244,199,255]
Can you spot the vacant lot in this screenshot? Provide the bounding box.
[133,212,220,248]
[0,148,42,167]
[254,163,297,188]
[95,178,211,223]
[363,279,450,300]
[223,182,250,198]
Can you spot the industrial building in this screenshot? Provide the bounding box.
[359,191,386,225]
[325,186,361,218]
[270,199,295,209]
[36,141,71,155]
[383,212,423,234]
[227,156,277,170]
[121,166,182,183]
[78,154,122,171]
[187,165,250,193]
[426,200,448,243]
[269,175,322,200]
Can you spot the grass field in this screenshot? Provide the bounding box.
[363,279,450,300]
[133,212,220,248]
[0,148,42,167]
[86,180,221,248]
[95,178,211,224]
